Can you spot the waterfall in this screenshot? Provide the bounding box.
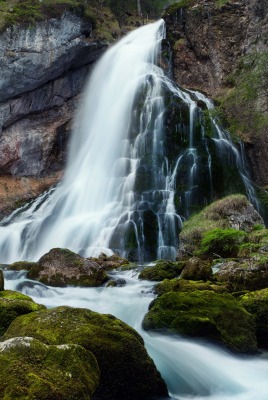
[0,20,258,264]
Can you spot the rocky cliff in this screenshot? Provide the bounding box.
[0,9,117,214]
[164,0,268,189]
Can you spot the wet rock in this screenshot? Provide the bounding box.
[28,248,108,287]
[180,257,213,281]
[4,306,168,400]
[143,290,257,354]
[240,288,268,349]
[88,253,129,270]
[0,337,99,399]
[215,259,268,291]
[139,260,185,281]
[0,290,45,335]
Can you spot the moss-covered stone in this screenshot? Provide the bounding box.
[0,337,99,399]
[155,278,227,297]
[240,288,268,349]
[215,259,268,291]
[7,261,37,271]
[0,290,45,336]
[143,290,257,353]
[178,195,263,257]
[0,269,4,290]
[4,306,168,400]
[139,260,185,281]
[27,248,108,287]
[180,257,213,281]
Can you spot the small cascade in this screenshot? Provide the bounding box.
[0,20,260,263]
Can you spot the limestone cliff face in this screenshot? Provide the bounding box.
[164,0,268,187]
[0,12,108,178]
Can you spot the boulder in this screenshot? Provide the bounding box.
[215,259,268,291]
[27,248,108,287]
[0,337,99,399]
[139,260,185,281]
[155,278,227,297]
[0,290,45,335]
[88,253,129,270]
[240,288,268,348]
[4,306,168,400]
[180,257,213,281]
[143,290,257,353]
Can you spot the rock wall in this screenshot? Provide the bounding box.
[0,12,108,177]
[164,0,268,187]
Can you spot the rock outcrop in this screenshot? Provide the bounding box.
[0,12,107,177]
[164,0,268,188]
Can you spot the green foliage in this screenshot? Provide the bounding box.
[198,228,246,257]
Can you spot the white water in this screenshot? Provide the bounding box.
[4,269,268,400]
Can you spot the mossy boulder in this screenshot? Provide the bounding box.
[4,306,168,400]
[28,248,108,287]
[179,195,263,257]
[0,290,45,336]
[7,261,37,271]
[197,228,246,258]
[215,259,268,291]
[180,257,213,281]
[0,269,4,290]
[139,260,185,281]
[142,290,257,353]
[155,278,227,297]
[0,337,99,399]
[240,288,268,349]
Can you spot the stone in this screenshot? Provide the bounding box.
[27,248,108,287]
[180,257,213,281]
[4,306,168,400]
[0,337,99,399]
[215,259,268,291]
[143,290,257,353]
[139,260,185,281]
[0,290,45,335]
[240,288,268,349]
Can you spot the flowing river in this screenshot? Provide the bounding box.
[3,269,268,400]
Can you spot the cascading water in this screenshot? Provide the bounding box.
[3,269,268,400]
[0,19,259,264]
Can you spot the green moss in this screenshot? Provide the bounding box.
[0,290,45,336]
[143,290,257,353]
[139,260,185,281]
[198,228,246,258]
[240,288,268,348]
[155,278,228,296]
[180,257,213,281]
[0,337,99,399]
[4,306,168,400]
